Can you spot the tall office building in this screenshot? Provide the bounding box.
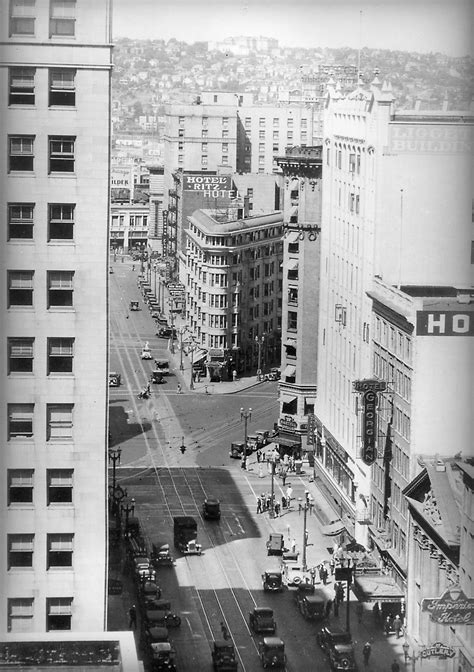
[1,0,112,633]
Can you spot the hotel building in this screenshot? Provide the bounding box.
[0,0,112,633]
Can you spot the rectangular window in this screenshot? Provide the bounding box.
[47,338,74,374]
[178,154,183,164]
[201,155,208,166]
[8,270,34,307]
[201,129,208,138]
[46,404,73,440]
[49,0,76,37]
[288,311,298,330]
[8,598,34,633]
[259,130,265,139]
[8,470,34,505]
[178,116,185,126]
[46,597,72,631]
[8,338,34,373]
[9,136,34,171]
[47,534,73,568]
[47,271,74,307]
[47,469,73,504]
[178,128,184,138]
[8,534,34,569]
[9,67,35,105]
[222,143,228,153]
[48,204,74,240]
[49,136,75,172]
[10,0,35,36]
[222,129,229,138]
[8,203,34,239]
[49,69,75,106]
[201,142,208,152]
[8,404,34,439]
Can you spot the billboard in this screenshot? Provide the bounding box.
[416,310,474,336]
[422,586,474,625]
[111,166,133,202]
[183,174,235,199]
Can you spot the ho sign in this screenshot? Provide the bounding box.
[416,310,474,336]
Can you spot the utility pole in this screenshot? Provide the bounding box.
[240,407,252,469]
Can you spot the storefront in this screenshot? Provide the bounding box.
[313,419,356,502]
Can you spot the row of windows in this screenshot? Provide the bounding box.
[7,597,73,633]
[8,203,75,240]
[188,222,283,246]
[8,533,74,570]
[5,339,74,380]
[8,469,73,505]
[7,403,73,440]
[111,214,148,229]
[244,117,308,129]
[10,0,76,38]
[374,351,412,401]
[7,272,74,307]
[8,136,75,173]
[374,316,412,362]
[8,67,76,106]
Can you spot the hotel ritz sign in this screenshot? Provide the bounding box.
[416,310,474,336]
[353,379,387,466]
[183,175,235,199]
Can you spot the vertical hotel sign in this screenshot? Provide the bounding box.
[353,379,387,466]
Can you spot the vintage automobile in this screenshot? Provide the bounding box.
[108,372,121,387]
[266,533,285,556]
[211,640,238,671]
[139,580,162,608]
[265,368,281,381]
[143,601,181,629]
[203,498,221,520]
[249,607,276,634]
[130,300,140,311]
[147,641,176,672]
[295,584,326,620]
[317,625,353,653]
[282,561,311,587]
[141,344,153,360]
[258,637,286,669]
[143,626,169,647]
[328,643,358,671]
[157,327,177,339]
[151,543,174,567]
[154,359,170,376]
[229,442,252,459]
[151,370,164,384]
[262,569,283,592]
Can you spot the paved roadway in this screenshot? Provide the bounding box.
[107,258,407,672]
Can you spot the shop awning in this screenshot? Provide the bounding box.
[353,575,405,604]
[283,365,296,377]
[321,519,347,537]
[278,431,301,447]
[305,397,316,405]
[287,260,299,271]
[280,392,297,404]
[192,349,207,364]
[284,338,297,347]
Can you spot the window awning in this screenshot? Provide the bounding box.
[283,364,296,377]
[321,519,347,537]
[192,349,207,364]
[305,397,316,405]
[353,575,405,604]
[284,338,297,347]
[280,392,297,404]
[287,260,299,271]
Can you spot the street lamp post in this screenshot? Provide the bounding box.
[121,497,135,538]
[255,335,265,380]
[189,339,197,390]
[268,455,277,517]
[297,498,309,570]
[240,407,252,469]
[108,448,121,514]
[402,640,417,671]
[179,327,185,371]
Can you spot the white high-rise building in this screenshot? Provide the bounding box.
[0,0,112,634]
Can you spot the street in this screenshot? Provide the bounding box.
[107,258,403,672]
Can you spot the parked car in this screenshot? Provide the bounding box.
[317,625,353,653]
[249,607,276,634]
[328,643,358,671]
[266,533,285,556]
[157,327,177,339]
[295,584,326,620]
[108,372,121,387]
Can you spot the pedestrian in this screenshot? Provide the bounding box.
[256,450,261,463]
[393,614,402,638]
[281,495,287,509]
[177,383,182,394]
[298,501,302,515]
[220,621,229,640]
[329,556,335,575]
[308,494,314,514]
[281,470,287,487]
[128,605,137,629]
[305,489,310,504]
[325,598,333,618]
[384,615,392,635]
[362,642,371,666]
[290,538,296,553]
[286,486,293,503]
[274,502,280,517]
[321,566,328,585]
[266,494,271,511]
[256,497,262,514]
[336,582,345,605]
[373,602,380,622]
[132,264,135,271]
[241,456,246,470]
[391,660,401,672]
[232,369,237,381]
[356,602,363,624]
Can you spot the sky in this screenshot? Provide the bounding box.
[111,0,473,57]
